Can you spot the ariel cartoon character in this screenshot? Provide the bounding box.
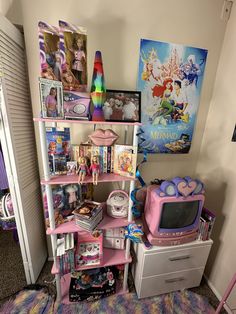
[150,78,175,125]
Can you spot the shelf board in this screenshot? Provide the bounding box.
[97,213,131,229]
[52,248,132,275]
[60,273,127,304]
[33,117,142,126]
[41,173,136,185]
[47,212,131,235]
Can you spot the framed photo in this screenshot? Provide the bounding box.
[39,78,64,118]
[103,89,141,122]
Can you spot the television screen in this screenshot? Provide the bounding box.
[159,201,200,229]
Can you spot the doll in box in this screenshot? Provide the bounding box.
[65,184,79,211]
[69,35,86,85]
[77,156,89,185]
[90,155,100,185]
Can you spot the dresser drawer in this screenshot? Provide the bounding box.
[137,267,204,298]
[143,245,211,277]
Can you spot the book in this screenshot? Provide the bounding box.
[114,144,137,178]
[198,207,216,241]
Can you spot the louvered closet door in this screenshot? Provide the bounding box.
[0,14,47,283]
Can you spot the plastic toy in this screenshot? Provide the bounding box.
[77,156,89,185]
[124,223,144,243]
[90,155,100,185]
[0,193,16,230]
[88,129,119,146]
[91,51,106,121]
[106,190,129,218]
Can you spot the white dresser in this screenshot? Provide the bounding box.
[132,239,213,298]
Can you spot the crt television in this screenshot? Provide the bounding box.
[143,177,205,246]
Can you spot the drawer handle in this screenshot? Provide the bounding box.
[169,255,191,261]
[165,277,185,283]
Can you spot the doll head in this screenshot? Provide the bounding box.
[73,35,84,50]
[62,141,70,154]
[92,155,99,164]
[49,87,56,96]
[48,141,57,153]
[79,156,87,165]
[63,71,74,84]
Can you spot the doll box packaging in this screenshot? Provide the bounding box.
[38,21,61,81]
[59,20,87,92]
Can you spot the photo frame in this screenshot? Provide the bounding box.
[103,89,141,122]
[39,78,64,118]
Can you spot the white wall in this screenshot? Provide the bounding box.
[0,0,22,25]
[196,2,236,309]
[18,0,227,184]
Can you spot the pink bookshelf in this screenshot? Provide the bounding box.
[41,173,136,185]
[52,248,132,275]
[60,273,127,304]
[47,212,131,235]
[34,117,142,126]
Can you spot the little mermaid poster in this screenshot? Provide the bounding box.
[137,39,208,154]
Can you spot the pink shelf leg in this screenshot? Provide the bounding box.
[215,273,236,314]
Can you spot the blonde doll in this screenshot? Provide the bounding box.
[90,155,100,185]
[77,157,89,185]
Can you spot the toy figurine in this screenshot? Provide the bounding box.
[124,223,144,243]
[78,156,89,185]
[90,155,100,185]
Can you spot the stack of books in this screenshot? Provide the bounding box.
[198,207,216,241]
[73,200,103,231]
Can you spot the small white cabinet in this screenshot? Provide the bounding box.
[132,239,213,298]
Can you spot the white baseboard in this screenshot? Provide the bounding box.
[204,274,232,314]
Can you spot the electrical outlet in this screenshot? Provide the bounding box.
[221,0,233,21]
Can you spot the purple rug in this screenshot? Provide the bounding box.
[0,288,215,314]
